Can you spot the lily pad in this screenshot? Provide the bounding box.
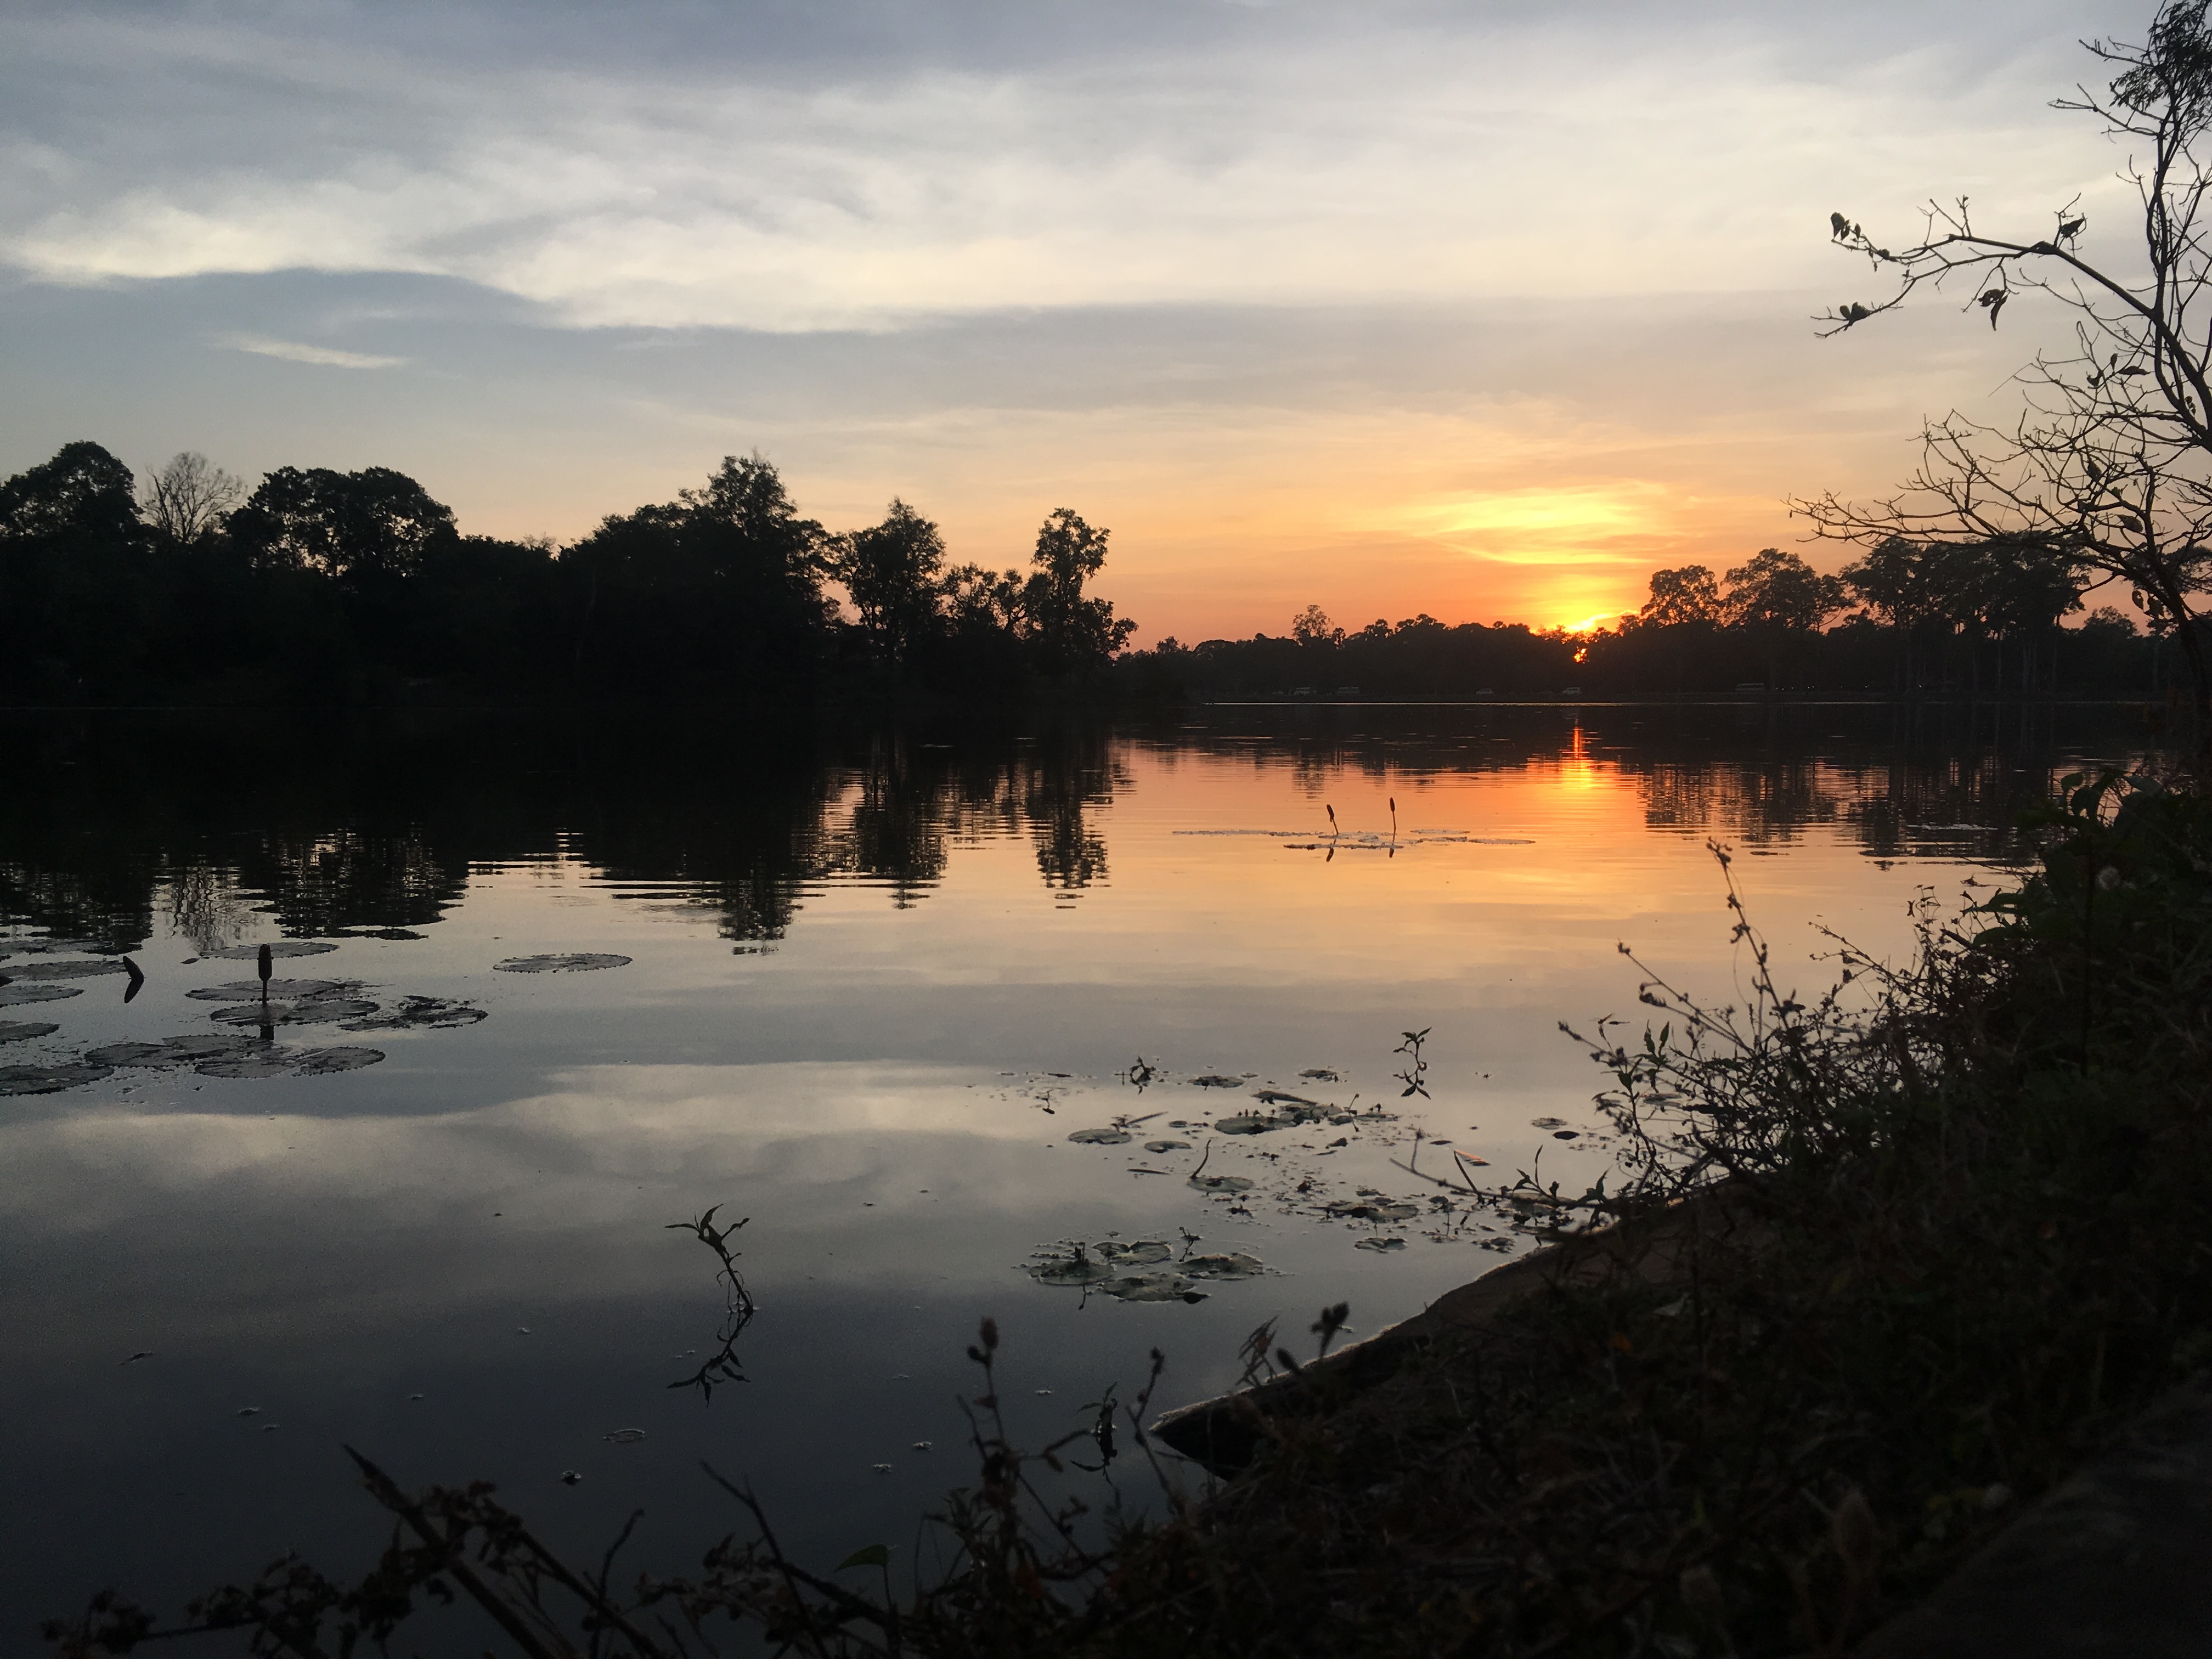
[293,1046,385,1075]
[0,985,82,1006]
[1299,1068,1342,1082]
[1183,1252,1266,1279]
[1143,1138,1193,1153]
[1103,1272,1205,1303]
[0,1062,114,1096]
[1355,1237,1409,1253]
[0,960,127,980]
[1097,1240,1172,1266]
[1188,1075,1245,1088]
[1189,1173,1255,1194]
[88,1035,258,1067]
[192,1045,384,1079]
[340,996,487,1031]
[186,979,351,1002]
[1213,1114,1278,1136]
[193,1051,300,1079]
[0,937,110,957]
[494,953,631,973]
[1029,1248,1116,1286]
[1531,1116,1570,1130]
[212,941,337,960]
[1066,1127,1132,1145]
[1325,1199,1420,1223]
[208,998,379,1027]
[0,1020,58,1042]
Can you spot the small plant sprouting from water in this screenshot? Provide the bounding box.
[1392,1026,1431,1099]
[666,1203,755,1402]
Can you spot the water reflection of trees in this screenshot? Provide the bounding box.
[0,716,1127,950]
[1634,763,1844,846]
[814,728,1122,910]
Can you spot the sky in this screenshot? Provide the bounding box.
[0,0,2158,642]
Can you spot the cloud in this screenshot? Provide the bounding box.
[219,332,405,369]
[0,3,2139,331]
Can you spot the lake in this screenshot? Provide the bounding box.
[0,701,2158,1637]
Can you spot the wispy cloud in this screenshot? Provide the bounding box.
[219,334,404,369]
[0,4,2127,332]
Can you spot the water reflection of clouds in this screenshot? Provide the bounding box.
[3,1064,1098,1234]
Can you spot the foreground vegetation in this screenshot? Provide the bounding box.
[43,761,2212,1657]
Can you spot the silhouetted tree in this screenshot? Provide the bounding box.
[561,454,830,697]
[1724,549,1848,634]
[1805,0,2212,727]
[1290,604,1345,646]
[1019,508,1135,678]
[0,441,142,547]
[227,466,460,583]
[1639,565,1725,625]
[838,498,948,673]
[140,452,244,547]
[0,442,152,698]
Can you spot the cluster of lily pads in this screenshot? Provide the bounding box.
[0,935,621,1098]
[1025,1238,1268,1304]
[1042,1056,1599,1263]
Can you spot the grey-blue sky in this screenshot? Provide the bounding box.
[0,0,2156,636]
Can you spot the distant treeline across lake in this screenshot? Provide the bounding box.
[0,440,2187,708]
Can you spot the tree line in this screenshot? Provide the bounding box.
[1119,544,2177,701]
[0,441,1133,707]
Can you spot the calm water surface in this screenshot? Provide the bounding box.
[0,704,2152,1633]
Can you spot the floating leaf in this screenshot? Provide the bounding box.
[0,1062,114,1096]
[187,979,352,1002]
[1,937,112,957]
[1354,1237,1408,1253]
[1066,1127,1132,1145]
[1531,1116,1570,1130]
[495,953,633,973]
[340,996,487,1031]
[0,985,81,1006]
[192,1045,383,1079]
[1183,1252,1266,1279]
[193,1052,298,1079]
[1097,1240,1172,1266]
[1189,1075,1244,1088]
[1212,1114,1278,1136]
[1030,1251,1116,1285]
[208,998,379,1027]
[1299,1068,1341,1082]
[0,959,127,981]
[292,1046,385,1075]
[1143,1138,1193,1153]
[603,1427,648,1444]
[211,942,337,960]
[1325,1199,1420,1223]
[89,1034,257,1067]
[1189,1174,1255,1194]
[1103,1271,1204,1303]
[1253,1090,1320,1107]
[0,1020,58,1043]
